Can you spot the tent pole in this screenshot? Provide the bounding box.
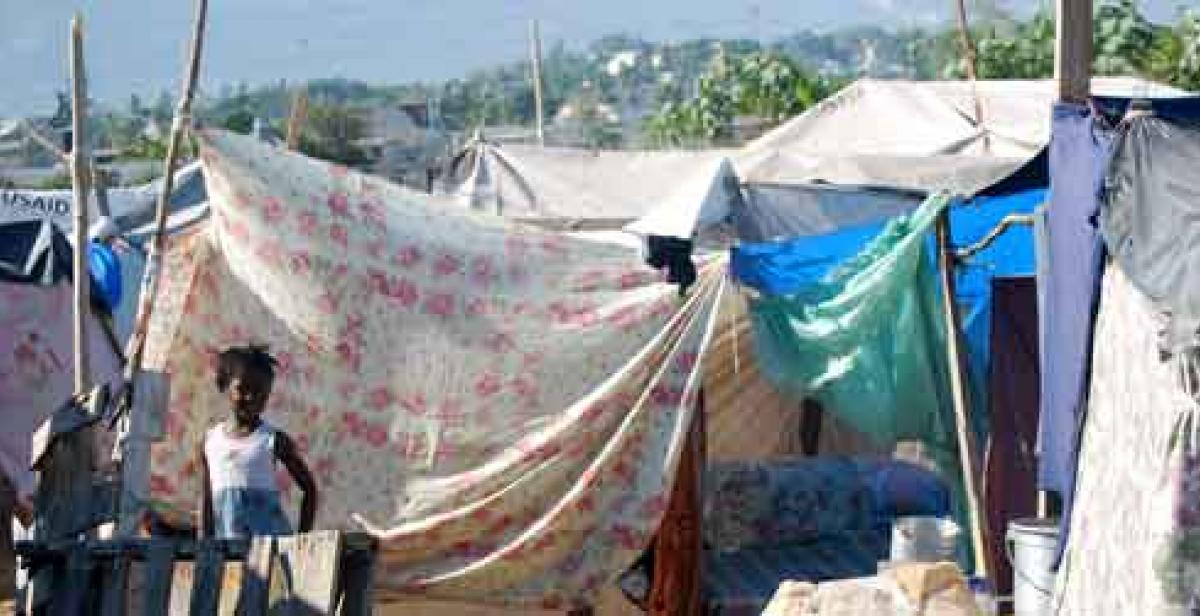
[20,119,69,164]
[20,119,112,220]
[286,87,308,150]
[952,0,989,153]
[936,207,993,579]
[115,0,208,537]
[123,0,207,376]
[69,13,91,395]
[530,19,546,146]
[1055,0,1093,103]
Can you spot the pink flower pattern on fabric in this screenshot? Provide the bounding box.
[141,131,716,607]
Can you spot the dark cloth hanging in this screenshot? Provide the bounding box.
[0,220,73,286]
[1102,113,1200,355]
[645,235,696,294]
[647,390,704,616]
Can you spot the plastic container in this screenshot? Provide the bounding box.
[1006,517,1059,616]
[889,516,960,563]
[968,577,998,615]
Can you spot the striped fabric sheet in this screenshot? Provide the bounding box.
[705,531,889,616]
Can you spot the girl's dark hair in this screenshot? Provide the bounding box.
[215,344,278,392]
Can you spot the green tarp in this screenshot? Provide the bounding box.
[748,193,973,566]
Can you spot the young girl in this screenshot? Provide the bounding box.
[196,345,318,539]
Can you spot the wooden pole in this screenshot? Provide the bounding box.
[125,0,207,374]
[20,119,69,164]
[91,166,112,218]
[530,19,546,146]
[286,87,308,150]
[21,120,112,220]
[1055,0,1093,103]
[953,0,990,153]
[936,209,993,579]
[69,14,91,395]
[116,0,208,537]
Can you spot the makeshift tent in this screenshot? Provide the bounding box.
[727,182,1044,578]
[1056,106,1200,614]
[141,130,726,606]
[0,220,123,499]
[1054,266,1193,614]
[735,78,1189,194]
[0,162,209,345]
[448,140,735,225]
[0,162,206,232]
[742,193,959,479]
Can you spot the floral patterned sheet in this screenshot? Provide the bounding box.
[0,281,121,497]
[1058,266,1200,615]
[141,130,724,607]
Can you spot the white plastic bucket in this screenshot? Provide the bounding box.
[890,516,959,563]
[1006,517,1059,616]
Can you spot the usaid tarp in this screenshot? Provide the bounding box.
[142,131,723,605]
[0,162,206,233]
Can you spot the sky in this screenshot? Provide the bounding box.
[0,0,1183,118]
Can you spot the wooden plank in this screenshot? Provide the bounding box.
[1055,0,1093,102]
[190,543,226,616]
[270,531,343,615]
[935,211,994,579]
[116,370,170,535]
[97,556,131,616]
[51,543,91,616]
[90,478,119,529]
[334,541,376,616]
[142,541,176,616]
[31,392,103,471]
[237,536,276,615]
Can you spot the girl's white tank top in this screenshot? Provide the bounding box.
[204,422,279,494]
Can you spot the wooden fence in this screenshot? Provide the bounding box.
[15,531,376,615]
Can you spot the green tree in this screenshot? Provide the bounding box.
[1148,9,1200,90]
[221,109,256,134]
[298,103,370,167]
[644,51,836,148]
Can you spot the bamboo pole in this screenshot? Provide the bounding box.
[286,87,308,150]
[936,208,993,579]
[530,19,546,146]
[116,0,208,537]
[69,14,91,395]
[953,0,990,153]
[124,0,207,373]
[91,166,112,218]
[21,119,112,219]
[20,119,69,164]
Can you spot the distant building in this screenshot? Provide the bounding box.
[358,102,450,190]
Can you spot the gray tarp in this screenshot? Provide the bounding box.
[1102,115,1200,354]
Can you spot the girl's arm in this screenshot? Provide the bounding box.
[275,432,318,533]
[196,442,213,538]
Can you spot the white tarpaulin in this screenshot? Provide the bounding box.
[624,158,741,240]
[450,142,736,223]
[735,77,1189,193]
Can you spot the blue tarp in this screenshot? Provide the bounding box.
[732,188,1046,437]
